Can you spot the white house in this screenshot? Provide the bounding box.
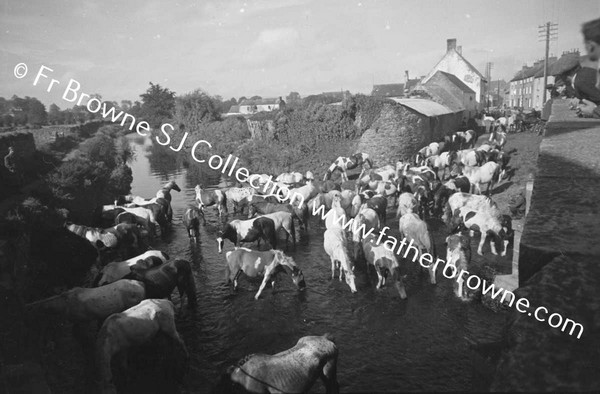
[421,38,487,107]
[238,97,285,114]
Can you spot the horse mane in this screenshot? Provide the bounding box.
[237,353,255,366]
[323,333,336,343]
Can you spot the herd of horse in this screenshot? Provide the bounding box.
[24,122,516,393]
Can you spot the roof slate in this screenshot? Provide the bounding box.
[371,83,405,97]
[389,98,458,116]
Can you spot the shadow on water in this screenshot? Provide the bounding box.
[123,134,508,393]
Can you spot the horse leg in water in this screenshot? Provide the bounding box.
[374,264,384,289]
[329,257,336,280]
[158,308,189,359]
[321,355,339,394]
[283,219,296,249]
[254,265,276,300]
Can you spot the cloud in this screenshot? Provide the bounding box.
[241,27,300,66]
[254,28,300,48]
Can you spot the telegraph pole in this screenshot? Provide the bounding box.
[485,62,493,110]
[538,21,558,104]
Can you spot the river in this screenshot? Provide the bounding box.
[124,133,508,393]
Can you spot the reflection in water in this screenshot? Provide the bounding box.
[125,133,506,393]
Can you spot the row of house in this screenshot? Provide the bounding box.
[508,50,580,110]
[226,38,489,122]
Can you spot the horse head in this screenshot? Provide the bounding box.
[165,180,181,192]
[290,266,306,290]
[344,266,357,293]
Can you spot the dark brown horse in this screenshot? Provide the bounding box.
[125,259,197,310]
[247,201,308,230]
[183,207,204,242]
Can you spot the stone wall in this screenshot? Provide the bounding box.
[493,99,600,390]
[356,102,460,166]
[491,255,600,391]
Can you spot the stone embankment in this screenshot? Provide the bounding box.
[492,99,600,391]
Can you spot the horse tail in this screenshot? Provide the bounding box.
[224,261,231,284]
[176,260,197,310]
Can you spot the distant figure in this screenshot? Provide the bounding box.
[4,145,23,186]
[576,17,600,118]
[4,146,17,173]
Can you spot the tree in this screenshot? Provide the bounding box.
[250,95,262,100]
[237,96,247,104]
[140,82,175,128]
[174,89,221,128]
[120,100,132,111]
[48,104,64,125]
[286,92,302,107]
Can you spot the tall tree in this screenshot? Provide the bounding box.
[174,89,221,129]
[286,92,302,107]
[120,100,132,111]
[140,82,175,128]
[48,103,64,125]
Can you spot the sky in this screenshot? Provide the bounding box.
[1,0,599,108]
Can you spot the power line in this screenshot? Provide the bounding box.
[538,21,558,103]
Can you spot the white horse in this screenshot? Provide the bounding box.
[461,162,501,195]
[323,227,357,293]
[95,299,188,393]
[227,334,339,394]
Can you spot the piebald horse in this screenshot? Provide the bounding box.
[155,180,181,202]
[96,250,170,286]
[357,234,408,299]
[195,184,228,218]
[446,234,471,300]
[224,187,255,214]
[323,152,373,182]
[398,212,437,284]
[25,279,146,321]
[225,334,339,394]
[125,259,198,310]
[95,299,188,394]
[224,248,306,300]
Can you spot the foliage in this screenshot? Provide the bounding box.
[174,89,222,126]
[47,103,64,125]
[140,82,176,128]
[354,94,388,131]
[108,163,133,196]
[285,91,302,107]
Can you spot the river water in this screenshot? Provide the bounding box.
[124,133,507,392]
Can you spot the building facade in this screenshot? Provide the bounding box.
[422,70,476,120]
[238,97,285,114]
[421,38,487,107]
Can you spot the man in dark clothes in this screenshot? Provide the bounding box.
[576,17,600,117]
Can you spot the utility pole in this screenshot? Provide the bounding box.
[538,21,558,104]
[485,62,493,110]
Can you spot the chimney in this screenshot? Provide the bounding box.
[447,38,457,52]
[405,70,409,82]
[456,46,462,55]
